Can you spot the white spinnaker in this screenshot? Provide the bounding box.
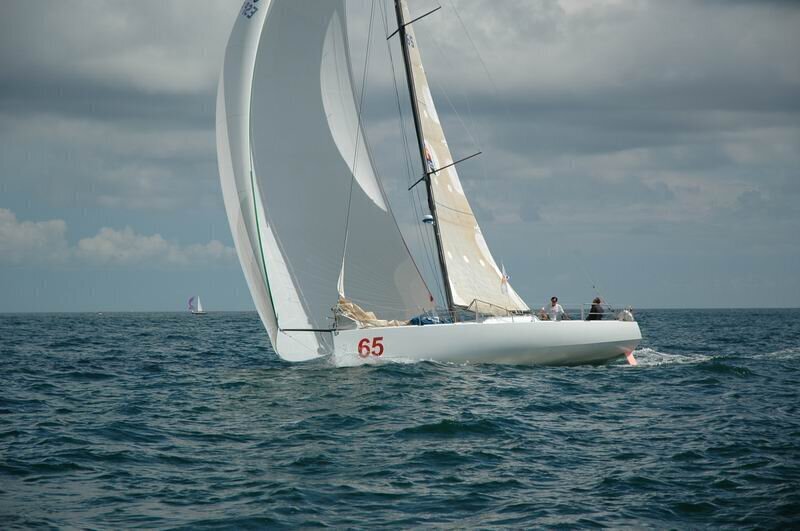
[218,0,434,361]
[218,0,323,361]
[399,0,528,313]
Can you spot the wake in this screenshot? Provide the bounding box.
[628,347,712,367]
[631,346,800,367]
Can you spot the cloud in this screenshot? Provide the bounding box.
[421,0,800,108]
[0,208,234,268]
[76,227,235,266]
[0,1,235,96]
[0,1,798,309]
[3,0,798,222]
[0,2,230,216]
[0,208,69,265]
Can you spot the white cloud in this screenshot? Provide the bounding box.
[0,208,69,265]
[0,208,235,268]
[76,227,235,266]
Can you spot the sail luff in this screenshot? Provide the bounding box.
[393,0,455,313]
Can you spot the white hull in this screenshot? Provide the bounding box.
[333,317,641,366]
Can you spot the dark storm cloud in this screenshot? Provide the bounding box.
[0,1,234,224]
[0,1,227,127]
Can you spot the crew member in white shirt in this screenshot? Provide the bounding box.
[542,296,567,321]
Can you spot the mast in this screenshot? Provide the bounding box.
[393,0,455,314]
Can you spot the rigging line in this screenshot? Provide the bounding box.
[397,32,447,304]
[381,0,445,305]
[339,0,377,295]
[280,328,332,356]
[433,200,476,217]
[379,2,439,308]
[339,0,438,310]
[394,0,455,313]
[381,3,444,300]
[447,0,508,117]
[445,0,502,191]
[575,252,616,311]
[426,33,483,156]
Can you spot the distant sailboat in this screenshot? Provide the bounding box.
[216,0,641,364]
[188,296,207,315]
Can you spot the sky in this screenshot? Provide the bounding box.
[0,0,798,312]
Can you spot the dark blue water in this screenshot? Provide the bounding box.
[1,309,798,528]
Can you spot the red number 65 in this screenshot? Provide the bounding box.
[358,337,384,358]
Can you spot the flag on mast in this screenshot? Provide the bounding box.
[500,263,510,295]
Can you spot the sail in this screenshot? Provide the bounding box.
[187,296,195,312]
[397,1,528,314]
[217,0,434,360]
[196,296,204,313]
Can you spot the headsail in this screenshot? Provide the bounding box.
[217,0,434,360]
[397,0,529,314]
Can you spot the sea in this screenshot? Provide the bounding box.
[1,309,798,529]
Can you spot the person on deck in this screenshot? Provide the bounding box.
[541,296,567,321]
[586,297,604,321]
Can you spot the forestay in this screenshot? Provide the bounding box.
[398,0,528,314]
[217,0,434,361]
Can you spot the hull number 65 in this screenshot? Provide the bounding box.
[358,337,384,358]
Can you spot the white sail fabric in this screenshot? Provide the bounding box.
[399,0,528,314]
[217,0,434,360]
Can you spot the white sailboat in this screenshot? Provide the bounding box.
[188,296,207,315]
[216,0,641,365]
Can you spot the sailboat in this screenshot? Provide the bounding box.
[188,296,207,315]
[216,0,641,365]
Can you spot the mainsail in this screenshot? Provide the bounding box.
[217,0,434,361]
[397,0,529,314]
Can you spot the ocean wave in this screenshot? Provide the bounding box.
[396,418,501,438]
[753,346,800,360]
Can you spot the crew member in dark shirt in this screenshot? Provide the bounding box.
[586,297,604,321]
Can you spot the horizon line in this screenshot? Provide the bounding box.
[2,306,799,315]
